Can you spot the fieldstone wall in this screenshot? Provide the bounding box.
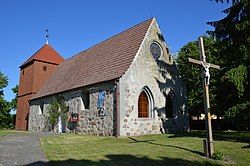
[75,83,115,136]
[29,105,46,131]
[119,18,189,136]
[29,81,116,136]
[29,97,51,131]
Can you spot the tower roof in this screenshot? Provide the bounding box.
[20,44,64,68]
[32,18,154,99]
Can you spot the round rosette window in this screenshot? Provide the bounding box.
[150,42,162,59]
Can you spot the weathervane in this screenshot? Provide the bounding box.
[45,29,49,44]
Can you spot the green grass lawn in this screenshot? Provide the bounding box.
[0,130,16,137]
[0,130,28,139]
[41,131,250,166]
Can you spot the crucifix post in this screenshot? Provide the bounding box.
[188,37,220,158]
[199,36,214,158]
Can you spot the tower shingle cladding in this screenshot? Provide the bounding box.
[15,44,64,130]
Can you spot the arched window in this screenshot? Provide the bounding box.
[81,91,90,110]
[165,93,174,118]
[138,91,149,118]
[138,87,154,118]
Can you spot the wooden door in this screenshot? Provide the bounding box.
[138,91,149,118]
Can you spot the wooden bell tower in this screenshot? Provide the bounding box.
[15,44,64,130]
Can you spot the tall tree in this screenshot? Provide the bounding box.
[207,0,250,129]
[10,85,18,127]
[0,71,12,129]
[0,72,8,96]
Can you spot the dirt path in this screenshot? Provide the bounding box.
[0,132,49,166]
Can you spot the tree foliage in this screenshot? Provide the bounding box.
[177,0,249,130]
[47,95,68,131]
[10,85,18,110]
[176,37,220,117]
[0,71,12,129]
[208,0,250,129]
[0,72,8,96]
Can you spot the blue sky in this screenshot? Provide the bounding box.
[0,0,230,102]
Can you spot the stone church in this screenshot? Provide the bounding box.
[16,18,189,136]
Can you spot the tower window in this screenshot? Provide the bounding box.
[43,66,47,71]
[22,70,24,75]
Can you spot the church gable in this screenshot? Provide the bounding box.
[119,18,189,136]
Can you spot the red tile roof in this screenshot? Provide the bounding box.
[20,44,64,68]
[32,18,153,99]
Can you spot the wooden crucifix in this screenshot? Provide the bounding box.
[188,37,220,158]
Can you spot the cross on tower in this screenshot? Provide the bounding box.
[188,37,220,158]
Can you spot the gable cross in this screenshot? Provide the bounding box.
[188,37,220,158]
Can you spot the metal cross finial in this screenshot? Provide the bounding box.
[45,29,49,44]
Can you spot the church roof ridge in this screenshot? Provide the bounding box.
[74,17,154,57]
[32,18,154,100]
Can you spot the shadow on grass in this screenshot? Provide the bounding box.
[25,154,221,166]
[242,144,250,149]
[168,130,250,144]
[128,137,204,156]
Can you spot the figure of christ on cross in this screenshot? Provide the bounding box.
[201,62,210,85]
[188,37,220,158]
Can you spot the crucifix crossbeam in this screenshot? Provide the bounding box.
[188,37,220,158]
[188,58,220,70]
